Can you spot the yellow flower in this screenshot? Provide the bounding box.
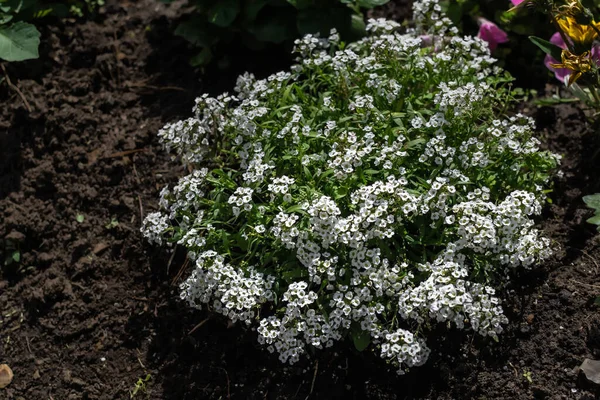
[557,0,585,19]
[550,49,593,86]
[556,16,600,46]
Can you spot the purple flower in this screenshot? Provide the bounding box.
[510,0,525,5]
[543,32,573,83]
[477,18,509,52]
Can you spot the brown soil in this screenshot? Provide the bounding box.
[1,1,599,399]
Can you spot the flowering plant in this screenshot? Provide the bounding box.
[522,0,600,109]
[143,0,559,374]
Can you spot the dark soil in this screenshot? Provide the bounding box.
[1,1,599,399]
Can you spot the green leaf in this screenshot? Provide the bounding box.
[583,194,600,211]
[349,12,366,39]
[174,18,218,47]
[405,138,426,149]
[243,0,270,23]
[12,251,20,263]
[286,0,313,9]
[534,97,580,106]
[249,14,296,43]
[586,214,600,227]
[0,21,40,62]
[442,1,463,26]
[297,6,354,37]
[351,328,371,351]
[334,186,348,199]
[0,14,13,24]
[282,267,308,282]
[356,0,389,8]
[190,47,213,67]
[393,117,404,128]
[76,214,85,223]
[207,0,240,27]
[286,204,305,213]
[528,36,562,62]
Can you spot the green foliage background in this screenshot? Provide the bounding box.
[0,0,104,62]
[164,0,390,66]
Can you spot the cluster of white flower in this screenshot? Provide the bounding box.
[267,175,295,202]
[181,251,275,325]
[160,168,209,218]
[227,187,254,216]
[158,118,208,165]
[435,82,488,116]
[141,212,169,245]
[380,329,430,370]
[142,0,559,374]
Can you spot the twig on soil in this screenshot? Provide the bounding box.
[508,362,519,377]
[305,360,319,400]
[1,63,32,112]
[129,296,149,302]
[582,251,599,273]
[125,81,186,92]
[570,280,600,290]
[220,367,231,400]
[137,195,144,222]
[570,247,600,272]
[132,155,142,184]
[102,148,147,159]
[171,256,189,286]
[188,317,211,335]
[25,335,32,354]
[166,246,178,276]
[136,349,146,370]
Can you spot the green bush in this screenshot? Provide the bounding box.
[165,0,390,67]
[143,3,560,372]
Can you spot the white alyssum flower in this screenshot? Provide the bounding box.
[142,0,559,375]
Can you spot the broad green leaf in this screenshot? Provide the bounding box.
[243,0,270,23]
[207,0,240,27]
[393,117,404,128]
[356,0,389,8]
[286,0,313,9]
[190,47,213,67]
[0,14,13,24]
[175,18,218,47]
[0,21,40,62]
[297,7,353,37]
[583,194,600,210]
[249,13,295,43]
[405,138,426,149]
[529,36,562,62]
[351,328,371,351]
[334,186,348,199]
[349,12,366,39]
[442,1,462,26]
[586,214,600,227]
[286,204,305,213]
